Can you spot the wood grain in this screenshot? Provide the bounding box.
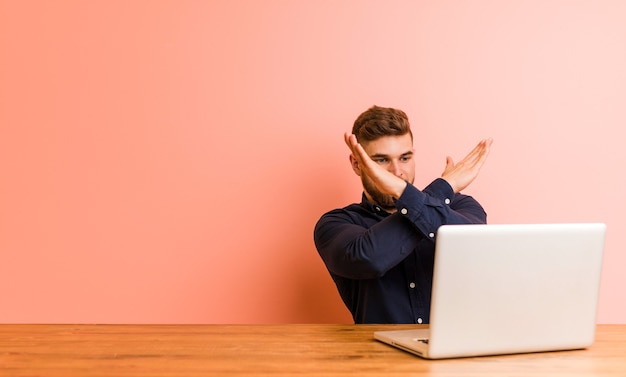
[1,324,625,376]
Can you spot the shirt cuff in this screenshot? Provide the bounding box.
[423,178,455,201]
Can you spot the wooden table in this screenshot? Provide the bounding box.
[1,324,625,376]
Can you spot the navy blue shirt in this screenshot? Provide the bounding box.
[313,178,487,324]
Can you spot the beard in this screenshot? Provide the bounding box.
[361,175,397,211]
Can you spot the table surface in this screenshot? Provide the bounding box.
[1,324,625,376]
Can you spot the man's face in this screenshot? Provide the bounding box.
[354,133,415,211]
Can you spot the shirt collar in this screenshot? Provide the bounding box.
[360,193,391,217]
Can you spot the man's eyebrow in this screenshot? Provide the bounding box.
[370,153,390,159]
[369,151,414,159]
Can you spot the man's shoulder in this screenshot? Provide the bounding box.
[313,202,375,245]
[316,202,371,224]
[320,202,366,217]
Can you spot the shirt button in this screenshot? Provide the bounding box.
[400,208,408,215]
[445,198,451,205]
[429,232,435,238]
[417,318,423,324]
[409,282,416,289]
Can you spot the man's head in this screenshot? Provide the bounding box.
[350,106,416,211]
[352,105,413,144]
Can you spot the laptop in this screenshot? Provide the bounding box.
[374,223,606,359]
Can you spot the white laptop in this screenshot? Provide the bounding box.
[374,223,606,359]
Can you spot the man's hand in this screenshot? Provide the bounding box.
[441,138,493,193]
[344,133,408,199]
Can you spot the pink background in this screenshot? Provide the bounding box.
[1,1,625,324]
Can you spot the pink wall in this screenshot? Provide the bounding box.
[1,1,625,324]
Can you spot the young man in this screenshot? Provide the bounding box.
[314,106,492,324]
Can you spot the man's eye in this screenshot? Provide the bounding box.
[374,159,387,164]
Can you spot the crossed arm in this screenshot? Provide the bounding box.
[344,133,493,197]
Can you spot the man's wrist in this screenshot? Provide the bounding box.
[393,180,408,199]
[440,176,459,194]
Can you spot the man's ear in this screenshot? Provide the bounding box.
[349,154,361,176]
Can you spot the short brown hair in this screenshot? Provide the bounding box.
[352,105,413,143]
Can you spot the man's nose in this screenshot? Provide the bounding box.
[388,161,403,177]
